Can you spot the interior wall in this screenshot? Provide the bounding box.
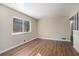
[0,5,38,52]
[73,31,79,53]
[38,17,70,41]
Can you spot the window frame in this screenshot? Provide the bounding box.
[12,17,31,35]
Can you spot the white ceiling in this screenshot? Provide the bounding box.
[2,3,79,19]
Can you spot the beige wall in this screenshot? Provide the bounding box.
[0,5,38,52]
[38,17,70,41]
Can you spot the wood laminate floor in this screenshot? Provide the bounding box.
[0,39,79,56]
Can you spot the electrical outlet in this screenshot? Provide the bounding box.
[24,40,26,42]
[62,38,66,40]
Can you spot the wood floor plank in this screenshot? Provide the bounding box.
[56,41,63,56]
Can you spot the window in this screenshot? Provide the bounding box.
[24,20,30,32]
[13,17,31,35]
[13,18,23,33]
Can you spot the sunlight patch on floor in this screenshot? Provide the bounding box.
[36,53,42,56]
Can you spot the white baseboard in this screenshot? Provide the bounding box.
[0,38,37,54]
[38,37,70,42]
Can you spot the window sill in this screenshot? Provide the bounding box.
[12,32,31,35]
